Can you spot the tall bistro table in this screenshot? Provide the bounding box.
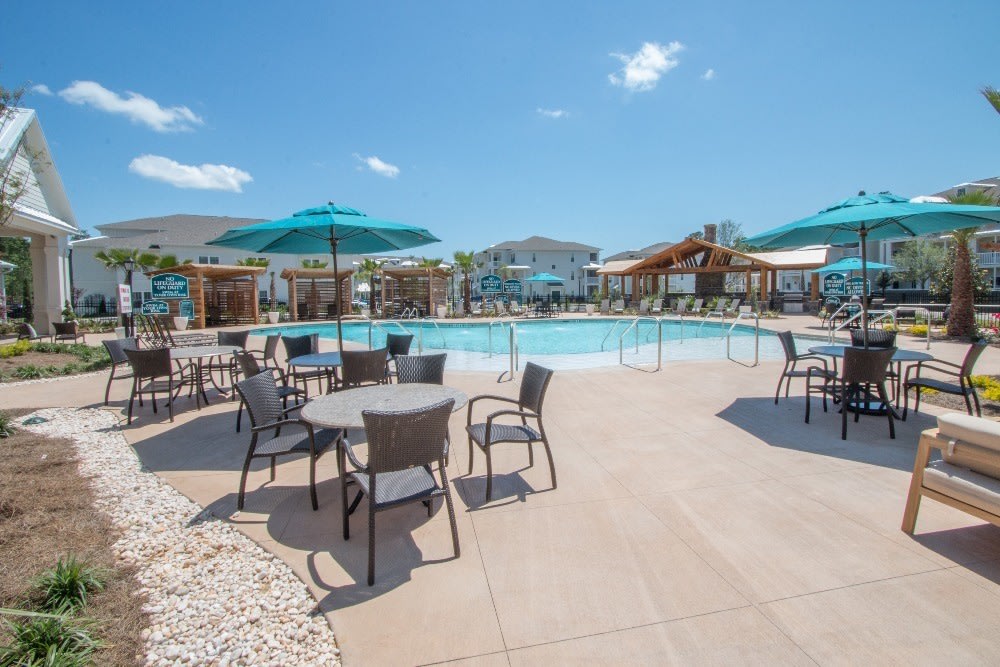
[169,344,240,407]
[808,344,934,411]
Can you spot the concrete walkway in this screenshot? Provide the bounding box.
[3,316,1000,665]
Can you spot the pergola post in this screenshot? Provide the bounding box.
[195,269,206,329]
[811,272,820,301]
[630,274,638,304]
[289,271,298,322]
[759,267,767,305]
[602,274,609,296]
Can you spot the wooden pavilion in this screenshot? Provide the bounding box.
[621,238,828,303]
[279,267,353,322]
[380,267,449,318]
[596,260,642,300]
[146,264,265,329]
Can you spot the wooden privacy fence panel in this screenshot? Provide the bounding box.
[292,278,352,320]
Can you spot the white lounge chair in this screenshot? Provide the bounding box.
[691,298,703,314]
[725,298,742,314]
[710,297,729,316]
[651,299,663,314]
[612,299,625,315]
[600,299,610,315]
[638,300,649,315]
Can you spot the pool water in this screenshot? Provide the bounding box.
[251,317,769,355]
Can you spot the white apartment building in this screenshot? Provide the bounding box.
[473,236,601,299]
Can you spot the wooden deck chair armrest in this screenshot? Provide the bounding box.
[909,433,942,486]
[467,394,519,424]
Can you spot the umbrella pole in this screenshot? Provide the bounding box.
[860,227,869,348]
[330,236,343,353]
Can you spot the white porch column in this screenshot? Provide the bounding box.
[29,232,70,334]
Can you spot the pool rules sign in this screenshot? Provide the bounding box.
[151,273,190,299]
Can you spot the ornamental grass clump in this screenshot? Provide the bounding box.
[0,613,99,666]
[0,413,14,438]
[31,556,106,613]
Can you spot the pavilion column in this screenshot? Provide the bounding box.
[810,272,820,301]
[759,268,767,305]
[381,274,388,316]
[252,277,260,323]
[602,274,609,296]
[195,269,206,329]
[289,273,298,321]
[745,268,752,301]
[29,233,69,334]
[631,274,638,303]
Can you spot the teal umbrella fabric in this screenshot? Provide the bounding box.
[207,203,440,351]
[744,192,1000,344]
[815,256,894,273]
[525,272,565,283]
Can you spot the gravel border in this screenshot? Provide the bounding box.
[0,370,105,387]
[22,408,341,666]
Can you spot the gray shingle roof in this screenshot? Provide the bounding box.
[485,235,599,252]
[74,214,265,248]
[604,241,674,263]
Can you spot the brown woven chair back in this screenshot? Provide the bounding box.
[218,330,250,349]
[234,350,263,378]
[518,362,554,414]
[961,342,988,376]
[842,347,895,385]
[17,323,38,339]
[282,334,318,362]
[386,333,414,357]
[341,348,389,387]
[124,347,172,380]
[394,353,447,384]
[103,337,137,365]
[234,370,284,428]
[849,329,896,348]
[363,399,455,473]
[263,334,281,364]
[53,321,78,336]
[777,330,797,360]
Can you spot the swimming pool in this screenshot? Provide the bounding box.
[250,317,792,371]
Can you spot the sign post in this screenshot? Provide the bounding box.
[845,277,871,297]
[822,272,846,296]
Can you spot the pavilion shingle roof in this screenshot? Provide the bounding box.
[74,214,265,249]
[486,235,599,252]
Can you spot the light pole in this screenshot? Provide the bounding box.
[122,257,135,338]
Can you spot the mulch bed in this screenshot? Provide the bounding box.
[0,351,81,374]
[0,408,148,665]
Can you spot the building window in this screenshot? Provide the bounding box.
[551,264,556,270]
[571,271,575,280]
[590,252,598,262]
[571,254,575,263]
[198,255,220,265]
[510,253,516,263]
[532,253,536,262]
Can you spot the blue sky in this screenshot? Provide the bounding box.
[5,1,1000,259]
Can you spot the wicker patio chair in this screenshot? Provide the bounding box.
[466,362,555,501]
[205,330,250,393]
[254,333,281,369]
[101,337,137,405]
[849,328,897,348]
[233,351,305,432]
[395,353,447,385]
[806,346,896,440]
[16,323,49,342]
[52,321,85,344]
[385,332,414,383]
[123,347,188,424]
[774,330,834,404]
[233,371,340,511]
[340,347,389,389]
[903,342,988,420]
[341,399,459,585]
[282,333,328,398]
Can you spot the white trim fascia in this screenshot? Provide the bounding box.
[13,204,79,236]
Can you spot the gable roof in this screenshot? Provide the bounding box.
[74,214,266,249]
[485,235,599,253]
[604,241,674,263]
[626,238,828,274]
[0,108,77,233]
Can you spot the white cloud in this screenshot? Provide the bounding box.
[353,153,400,178]
[128,155,252,192]
[701,68,716,81]
[31,84,53,96]
[537,108,568,119]
[59,81,203,132]
[608,41,684,92]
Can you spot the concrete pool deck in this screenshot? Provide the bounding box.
[4,313,1000,664]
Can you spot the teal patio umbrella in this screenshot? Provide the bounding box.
[525,272,565,283]
[745,192,1000,345]
[815,256,894,273]
[207,203,440,351]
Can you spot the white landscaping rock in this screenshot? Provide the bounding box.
[22,408,341,667]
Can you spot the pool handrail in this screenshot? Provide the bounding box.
[601,318,634,351]
[496,321,519,382]
[725,310,760,367]
[698,310,726,336]
[416,317,447,354]
[618,316,663,370]
[892,306,932,350]
[367,319,412,349]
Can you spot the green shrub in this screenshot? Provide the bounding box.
[0,615,98,666]
[0,340,31,358]
[13,365,43,380]
[32,557,105,613]
[0,413,15,438]
[908,324,928,336]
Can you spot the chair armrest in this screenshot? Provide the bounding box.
[282,403,305,416]
[467,394,520,425]
[342,438,368,472]
[795,354,829,369]
[906,361,962,382]
[251,417,309,434]
[483,409,539,444]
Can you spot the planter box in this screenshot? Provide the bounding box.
[172,316,189,331]
[585,304,595,316]
[266,311,280,324]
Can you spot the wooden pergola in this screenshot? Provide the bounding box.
[622,238,827,302]
[595,260,642,299]
[146,264,265,329]
[279,267,353,322]
[381,267,449,318]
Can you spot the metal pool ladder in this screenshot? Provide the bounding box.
[618,316,663,371]
[726,309,760,367]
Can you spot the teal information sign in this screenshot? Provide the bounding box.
[151,273,189,299]
[179,299,195,319]
[823,272,846,295]
[480,274,502,293]
[503,279,522,294]
[845,277,871,297]
[140,300,170,315]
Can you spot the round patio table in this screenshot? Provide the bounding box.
[808,345,934,412]
[169,345,240,406]
[288,351,343,394]
[301,383,468,431]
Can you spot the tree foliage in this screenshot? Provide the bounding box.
[452,250,478,312]
[943,190,993,338]
[0,236,31,302]
[356,257,384,307]
[93,248,161,277]
[982,86,1000,115]
[0,80,30,228]
[893,239,947,289]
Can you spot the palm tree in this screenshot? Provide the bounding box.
[982,86,1000,115]
[236,257,271,300]
[945,190,992,338]
[419,257,443,268]
[453,250,478,313]
[94,248,160,278]
[357,258,384,310]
